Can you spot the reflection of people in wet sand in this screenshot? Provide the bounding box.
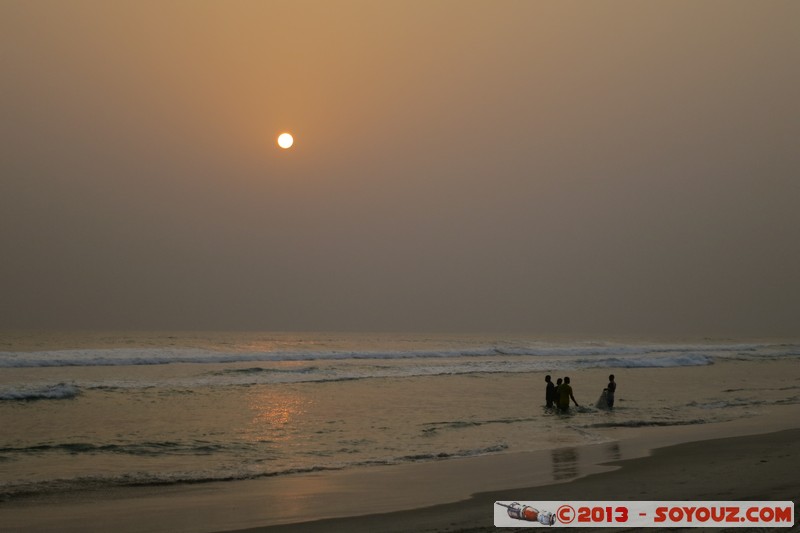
[544,375,556,408]
[558,376,579,411]
[551,447,579,480]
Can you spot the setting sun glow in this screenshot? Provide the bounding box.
[277,133,294,149]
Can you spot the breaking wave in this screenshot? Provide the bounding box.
[0,383,80,401]
[0,443,509,501]
[0,440,256,457]
[0,344,762,369]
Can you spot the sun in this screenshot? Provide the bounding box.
[277,133,294,149]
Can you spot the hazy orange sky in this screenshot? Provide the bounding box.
[2,1,798,336]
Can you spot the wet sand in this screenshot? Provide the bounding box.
[234,427,800,533]
[2,413,798,533]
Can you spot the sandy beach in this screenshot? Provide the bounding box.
[237,426,800,533]
[2,342,799,533]
[2,406,798,533]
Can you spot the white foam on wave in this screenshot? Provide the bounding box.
[578,354,714,368]
[0,342,795,369]
[0,383,80,401]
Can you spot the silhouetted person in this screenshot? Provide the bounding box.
[605,374,616,409]
[545,375,555,408]
[558,376,579,412]
[554,378,563,405]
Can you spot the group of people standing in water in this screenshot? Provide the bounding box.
[544,374,616,411]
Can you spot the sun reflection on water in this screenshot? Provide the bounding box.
[245,388,310,443]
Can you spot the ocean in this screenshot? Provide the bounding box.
[1,332,799,502]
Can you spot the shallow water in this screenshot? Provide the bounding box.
[1,332,798,500]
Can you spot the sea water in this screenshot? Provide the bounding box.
[1,332,798,501]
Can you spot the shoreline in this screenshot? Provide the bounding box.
[233,427,800,533]
[2,409,798,533]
